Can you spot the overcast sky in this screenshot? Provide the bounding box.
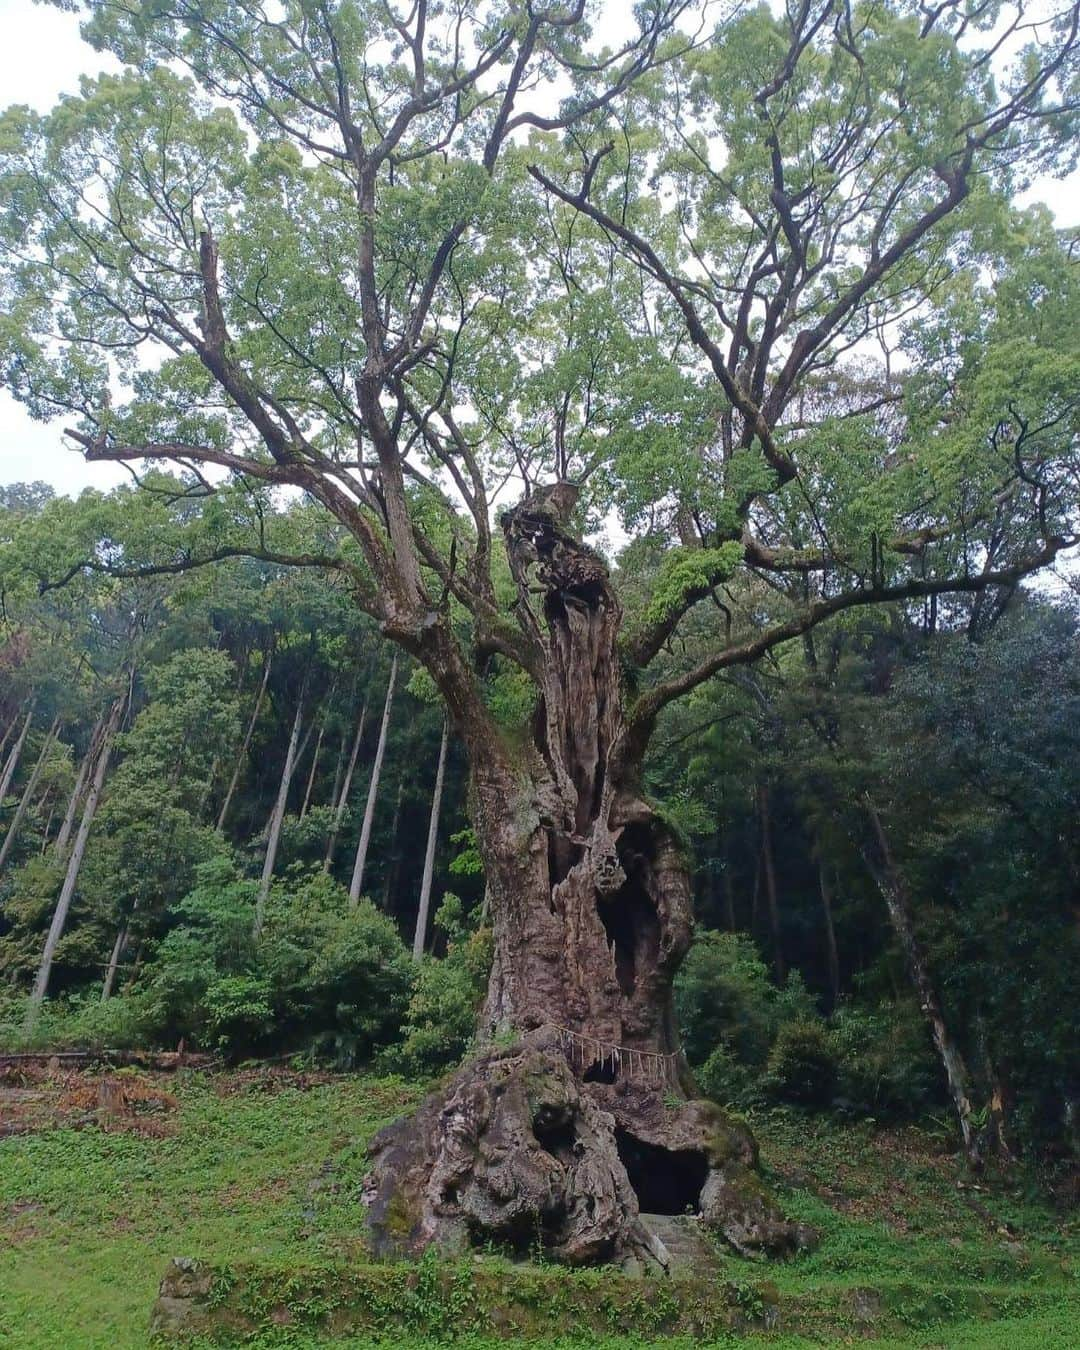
[0,0,1076,497]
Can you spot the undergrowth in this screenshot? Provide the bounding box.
[0,1072,1076,1348]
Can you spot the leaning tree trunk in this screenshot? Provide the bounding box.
[101,910,133,1002]
[217,648,273,832]
[412,717,449,960]
[0,702,36,807]
[861,798,1008,1168]
[324,699,367,872]
[817,853,840,1013]
[300,680,336,820]
[39,792,57,853]
[26,696,124,1028]
[0,716,60,873]
[53,715,105,859]
[348,654,397,905]
[757,784,785,983]
[253,681,310,937]
[367,493,809,1271]
[0,711,18,770]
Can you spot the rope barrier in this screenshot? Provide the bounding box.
[546,1022,680,1085]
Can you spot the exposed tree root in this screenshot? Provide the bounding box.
[365,1032,814,1271]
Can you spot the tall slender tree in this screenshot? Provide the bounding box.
[53,715,105,859]
[26,694,125,1026]
[299,679,336,819]
[817,854,840,1014]
[413,718,449,961]
[217,649,273,832]
[861,797,986,1161]
[349,655,397,906]
[254,674,310,936]
[0,715,60,872]
[324,698,368,873]
[0,702,36,807]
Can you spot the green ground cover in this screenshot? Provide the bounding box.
[0,1069,1075,1347]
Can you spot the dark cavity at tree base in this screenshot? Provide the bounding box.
[364,1030,814,1272]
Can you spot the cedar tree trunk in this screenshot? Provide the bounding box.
[412,716,449,960]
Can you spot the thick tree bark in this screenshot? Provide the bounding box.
[0,716,60,873]
[217,648,272,832]
[413,717,449,960]
[25,696,124,1027]
[324,700,367,873]
[349,655,397,905]
[368,492,807,1267]
[254,682,310,936]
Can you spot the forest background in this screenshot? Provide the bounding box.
[1,476,1077,1168]
[0,0,1077,1247]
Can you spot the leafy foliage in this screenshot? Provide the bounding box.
[144,862,413,1060]
[389,894,492,1078]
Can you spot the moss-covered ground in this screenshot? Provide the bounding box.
[0,1066,1076,1347]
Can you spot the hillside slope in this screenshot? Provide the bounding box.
[1,1065,1076,1347]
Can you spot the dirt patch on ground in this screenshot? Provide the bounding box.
[2,1199,46,1245]
[212,1066,340,1097]
[0,1062,179,1138]
[217,1176,293,1210]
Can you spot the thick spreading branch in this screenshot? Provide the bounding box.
[629,536,1074,744]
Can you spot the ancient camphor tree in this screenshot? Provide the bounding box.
[2,0,1077,1266]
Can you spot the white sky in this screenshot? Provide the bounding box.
[0,0,1076,496]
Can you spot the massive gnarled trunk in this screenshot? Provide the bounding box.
[367,494,808,1270]
[480,495,689,1067]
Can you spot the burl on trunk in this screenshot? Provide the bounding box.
[366,489,809,1271]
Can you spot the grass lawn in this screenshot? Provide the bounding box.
[0,1066,1076,1347]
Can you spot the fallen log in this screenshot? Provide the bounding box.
[0,1049,218,1071]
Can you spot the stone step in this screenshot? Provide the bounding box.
[639,1213,719,1273]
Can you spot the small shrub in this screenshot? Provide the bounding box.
[695,1043,758,1106]
[142,860,413,1060]
[763,1020,838,1107]
[830,1000,944,1116]
[387,893,492,1077]
[0,988,156,1052]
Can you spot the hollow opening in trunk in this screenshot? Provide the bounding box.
[615,1129,707,1215]
[598,863,660,998]
[582,1057,618,1084]
[547,829,582,892]
[533,1107,576,1161]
